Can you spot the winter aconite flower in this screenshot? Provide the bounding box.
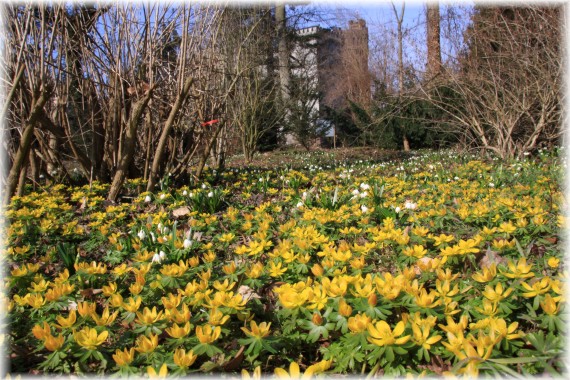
[73,326,108,350]
[241,320,271,339]
[173,348,197,368]
[367,320,411,347]
[147,363,168,378]
[196,324,221,344]
[113,347,135,367]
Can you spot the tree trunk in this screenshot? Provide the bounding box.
[392,2,409,152]
[195,123,225,179]
[108,87,154,202]
[146,76,194,192]
[4,88,52,205]
[275,3,291,105]
[426,1,442,79]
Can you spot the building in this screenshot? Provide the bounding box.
[288,19,371,147]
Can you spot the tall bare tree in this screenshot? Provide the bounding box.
[426,1,442,79]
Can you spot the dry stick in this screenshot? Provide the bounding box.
[0,64,25,122]
[4,88,52,205]
[108,86,155,202]
[146,75,195,192]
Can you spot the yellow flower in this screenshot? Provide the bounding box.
[213,279,236,292]
[246,262,264,278]
[77,301,96,317]
[208,308,230,326]
[402,245,428,259]
[367,320,411,347]
[26,294,46,309]
[44,334,65,351]
[122,296,142,313]
[347,313,372,334]
[113,347,135,367]
[218,233,236,244]
[547,257,560,269]
[497,221,517,234]
[32,321,51,340]
[102,282,118,296]
[274,361,319,379]
[411,323,442,350]
[474,299,498,317]
[73,327,108,350]
[136,306,164,325]
[414,289,442,308]
[432,234,454,246]
[55,310,77,329]
[438,315,469,336]
[472,264,496,283]
[196,324,221,344]
[222,262,237,275]
[165,304,192,324]
[134,333,159,353]
[165,322,192,339]
[306,286,328,310]
[173,348,197,369]
[242,366,262,380]
[338,299,353,317]
[29,278,50,292]
[540,294,560,315]
[112,263,131,276]
[482,282,513,303]
[520,277,551,298]
[501,258,534,279]
[305,359,332,375]
[161,293,182,310]
[147,363,168,378]
[241,320,271,339]
[92,307,119,326]
[268,261,287,277]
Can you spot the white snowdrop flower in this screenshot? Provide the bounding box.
[361,205,369,213]
[208,191,214,198]
[296,201,304,208]
[39,174,44,179]
[182,190,188,196]
[145,195,152,203]
[152,253,162,263]
[189,192,194,198]
[302,191,308,200]
[404,201,417,210]
[201,184,207,189]
[150,232,156,242]
[360,183,370,190]
[395,206,401,213]
[352,189,360,196]
[163,227,169,235]
[360,191,368,198]
[489,183,495,188]
[137,230,146,240]
[280,176,284,180]
[454,176,459,180]
[428,164,434,170]
[159,251,167,260]
[259,178,263,182]
[160,193,166,200]
[158,223,163,232]
[183,239,193,249]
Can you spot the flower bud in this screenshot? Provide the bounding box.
[311,264,324,277]
[312,313,323,326]
[338,299,353,317]
[367,293,378,307]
